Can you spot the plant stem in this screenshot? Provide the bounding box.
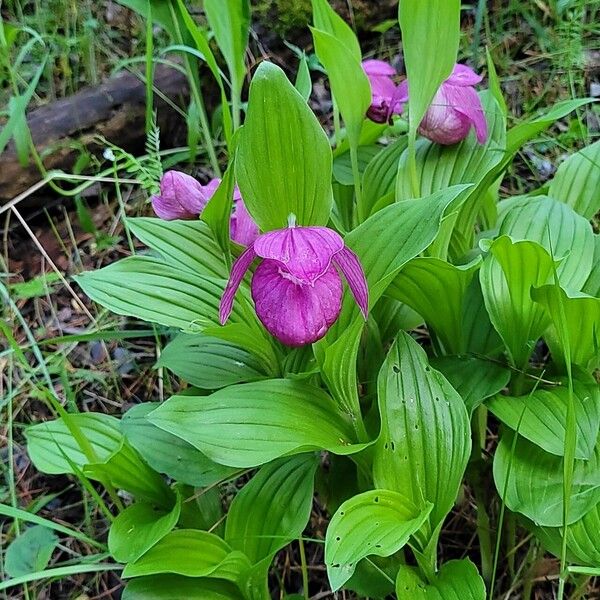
[407,134,419,198]
[298,537,310,600]
[350,143,363,223]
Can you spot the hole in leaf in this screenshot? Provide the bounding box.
[374,496,379,503]
[392,365,400,373]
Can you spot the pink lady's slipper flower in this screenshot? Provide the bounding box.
[151,171,259,246]
[362,59,404,124]
[219,219,369,347]
[396,63,488,145]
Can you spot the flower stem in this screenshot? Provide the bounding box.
[408,133,420,198]
[350,143,363,222]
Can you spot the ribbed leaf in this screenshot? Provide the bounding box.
[583,235,600,297]
[548,139,600,220]
[75,256,250,331]
[480,236,556,368]
[225,454,317,564]
[332,145,380,186]
[325,490,432,591]
[396,559,485,599]
[148,379,367,468]
[4,526,58,578]
[498,195,594,292]
[488,377,600,459]
[430,356,510,414]
[122,529,251,580]
[373,332,471,533]
[121,403,237,488]
[108,496,181,563]
[311,0,361,61]
[157,333,267,389]
[532,285,600,371]
[386,256,481,355]
[126,217,227,279]
[235,62,332,229]
[493,431,600,527]
[122,576,244,600]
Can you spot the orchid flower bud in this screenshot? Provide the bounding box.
[219,224,369,346]
[403,63,488,145]
[150,171,209,220]
[362,59,404,124]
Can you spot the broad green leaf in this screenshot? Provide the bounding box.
[479,236,556,368]
[177,485,224,533]
[204,0,250,101]
[126,217,227,279]
[4,526,58,578]
[311,0,361,60]
[325,490,432,591]
[386,257,481,355]
[506,98,594,156]
[235,62,332,229]
[311,27,370,148]
[157,333,267,389]
[396,559,485,599]
[122,529,251,580]
[373,332,471,533]
[461,277,505,357]
[493,431,600,527]
[548,139,600,220]
[26,413,122,474]
[225,454,317,564]
[398,0,460,140]
[396,92,506,250]
[498,195,594,291]
[532,285,600,371]
[333,145,380,186]
[108,496,181,563]
[430,356,510,415]
[121,403,238,488]
[361,137,408,220]
[148,379,367,468]
[583,235,600,297]
[488,377,600,459]
[123,576,244,600]
[75,256,251,332]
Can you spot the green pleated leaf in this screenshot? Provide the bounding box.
[75,256,250,332]
[493,431,600,527]
[204,0,249,101]
[396,559,485,600]
[122,576,244,600]
[498,195,594,292]
[386,256,481,355]
[126,217,227,279]
[488,377,600,459]
[311,0,361,61]
[225,454,318,564]
[121,403,237,488]
[479,236,556,368]
[333,145,380,186]
[4,526,58,578]
[108,496,181,563]
[583,235,600,297]
[548,140,600,220]
[26,413,121,474]
[122,529,251,580]
[311,27,370,148]
[373,332,471,533]
[532,285,600,371]
[361,137,408,220]
[235,62,332,230]
[157,333,267,389]
[398,0,460,142]
[506,98,594,156]
[430,356,510,415]
[325,489,432,591]
[148,380,368,468]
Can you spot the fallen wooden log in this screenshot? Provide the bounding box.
[0,64,189,203]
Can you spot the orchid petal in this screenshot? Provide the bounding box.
[151,171,207,220]
[333,246,369,318]
[446,63,483,86]
[254,226,344,283]
[251,260,343,346]
[219,246,257,324]
[418,86,471,145]
[231,199,259,246]
[362,59,396,77]
[450,85,489,144]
